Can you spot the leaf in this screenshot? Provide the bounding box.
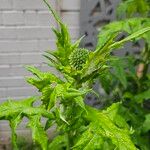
[48,135,67,150]
[0,97,53,149]
[0,97,36,119]
[10,115,23,150]
[27,115,48,150]
[110,27,150,49]
[49,84,65,110]
[97,18,150,50]
[134,89,150,103]
[110,58,127,88]
[74,105,137,150]
[116,0,149,19]
[74,96,86,112]
[103,103,129,129]
[142,114,150,133]
[26,66,62,91]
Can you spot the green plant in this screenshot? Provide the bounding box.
[97,0,150,149]
[0,0,150,149]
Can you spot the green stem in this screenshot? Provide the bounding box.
[66,132,70,150]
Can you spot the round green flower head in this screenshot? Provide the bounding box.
[69,48,89,70]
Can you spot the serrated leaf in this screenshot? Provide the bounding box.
[27,115,48,150]
[0,97,53,149]
[110,27,150,49]
[74,96,86,112]
[74,105,136,150]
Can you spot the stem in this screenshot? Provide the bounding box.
[42,0,62,24]
[66,132,70,150]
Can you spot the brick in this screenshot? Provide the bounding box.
[0,27,17,39]
[20,52,44,64]
[2,11,24,25]
[37,11,56,26]
[62,12,79,26]
[13,0,56,10]
[24,11,38,26]
[0,65,11,77]
[0,0,13,10]
[61,0,80,11]
[0,40,38,53]
[37,40,56,52]
[0,13,2,25]
[0,77,28,88]
[16,26,54,40]
[0,27,54,40]
[0,87,38,98]
[0,65,40,77]
[24,11,56,26]
[0,52,44,65]
[0,88,5,98]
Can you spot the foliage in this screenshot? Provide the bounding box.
[97,0,150,149]
[116,0,150,19]
[0,0,150,149]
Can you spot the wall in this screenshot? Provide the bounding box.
[0,0,80,145]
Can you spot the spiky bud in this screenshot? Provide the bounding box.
[69,48,89,70]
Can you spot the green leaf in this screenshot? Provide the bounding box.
[142,114,150,133]
[74,105,136,150]
[0,97,53,149]
[110,27,150,49]
[48,135,67,150]
[74,96,86,112]
[134,89,150,103]
[49,84,65,110]
[26,66,62,91]
[97,18,150,50]
[10,115,23,150]
[110,58,127,88]
[27,115,48,150]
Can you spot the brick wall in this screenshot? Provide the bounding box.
[0,0,80,144]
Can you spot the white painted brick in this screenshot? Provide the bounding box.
[0,0,13,10]
[0,53,21,65]
[0,88,5,98]
[37,11,56,26]
[0,13,2,25]
[2,11,24,25]
[0,40,55,53]
[24,11,38,26]
[20,53,44,64]
[13,0,56,10]
[24,11,56,26]
[0,40,38,52]
[0,76,28,87]
[16,26,54,40]
[0,64,55,77]
[62,12,79,26]
[0,87,38,98]
[0,27,54,40]
[61,0,80,10]
[0,65,11,77]
[0,65,33,77]
[0,27,17,39]
[37,40,56,51]
[0,53,44,65]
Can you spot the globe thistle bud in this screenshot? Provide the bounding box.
[69,48,89,70]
